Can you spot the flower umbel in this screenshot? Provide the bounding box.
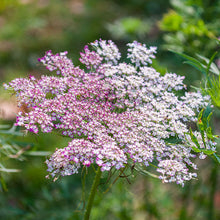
[5,40,214,186]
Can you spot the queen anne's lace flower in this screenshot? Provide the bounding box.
[91,40,121,65]
[5,40,214,186]
[127,41,157,67]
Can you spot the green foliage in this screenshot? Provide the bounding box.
[0,124,26,174]
[189,109,220,162]
[206,75,220,109]
[0,123,28,192]
[159,0,220,56]
[107,17,152,41]
[159,10,184,32]
[0,122,52,191]
[172,49,220,108]
[171,49,220,163]
[169,43,220,219]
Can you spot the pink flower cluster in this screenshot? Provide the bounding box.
[4,40,212,186]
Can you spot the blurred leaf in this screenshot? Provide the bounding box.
[0,176,8,192]
[160,0,220,59]
[24,151,51,156]
[205,75,220,109]
[121,17,142,33]
[0,124,50,177]
[134,164,159,178]
[0,125,10,129]
[0,125,24,136]
[107,17,151,40]
[170,50,207,75]
[0,165,20,172]
[159,10,183,31]
[170,0,195,15]
[196,53,220,75]
[213,153,220,163]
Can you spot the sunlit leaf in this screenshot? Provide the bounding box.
[189,128,200,149]
[191,146,201,153]
[201,149,215,155]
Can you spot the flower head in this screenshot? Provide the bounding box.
[5,40,213,186]
[127,41,157,67]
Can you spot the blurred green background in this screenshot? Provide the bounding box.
[0,0,219,219]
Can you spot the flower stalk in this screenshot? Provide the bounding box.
[83,166,102,220]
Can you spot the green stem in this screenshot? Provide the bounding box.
[84,166,102,220]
